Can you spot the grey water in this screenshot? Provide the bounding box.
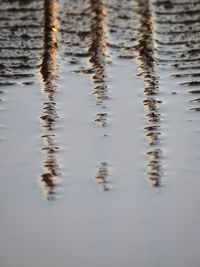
[1,0,200,266]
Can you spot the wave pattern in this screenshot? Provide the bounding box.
[2,0,200,193]
[154,1,200,115]
[0,1,44,83]
[58,0,110,190]
[58,0,91,58]
[59,0,109,118]
[0,0,61,199]
[106,0,136,59]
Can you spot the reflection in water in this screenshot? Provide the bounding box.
[95,112,108,127]
[40,134,59,199]
[89,0,109,126]
[58,1,110,190]
[39,0,60,200]
[147,149,162,187]
[0,0,44,180]
[135,0,163,187]
[95,162,110,191]
[89,1,111,190]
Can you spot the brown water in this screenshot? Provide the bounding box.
[1,0,200,266]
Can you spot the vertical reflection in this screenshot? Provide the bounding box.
[89,1,111,191]
[135,0,163,187]
[89,0,109,126]
[95,162,110,191]
[39,0,60,200]
[147,149,162,187]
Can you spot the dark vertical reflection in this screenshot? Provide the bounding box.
[147,149,162,187]
[135,0,163,187]
[89,1,112,190]
[89,0,109,126]
[95,162,110,191]
[39,0,60,200]
[58,0,110,191]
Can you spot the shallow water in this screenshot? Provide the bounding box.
[1,0,200,266]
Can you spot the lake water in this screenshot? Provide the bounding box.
[1,0,200,266]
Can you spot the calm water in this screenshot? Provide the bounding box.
[1,0,200,266]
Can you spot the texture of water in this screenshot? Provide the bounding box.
[1,0,200,266]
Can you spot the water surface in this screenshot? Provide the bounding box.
[1,0,200,266]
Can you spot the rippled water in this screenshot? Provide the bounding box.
[1,0,200,266]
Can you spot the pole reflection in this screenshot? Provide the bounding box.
[135,0,163,187]
[89,0,109,126]
[95,162,110,191]
[39,0,60,200]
